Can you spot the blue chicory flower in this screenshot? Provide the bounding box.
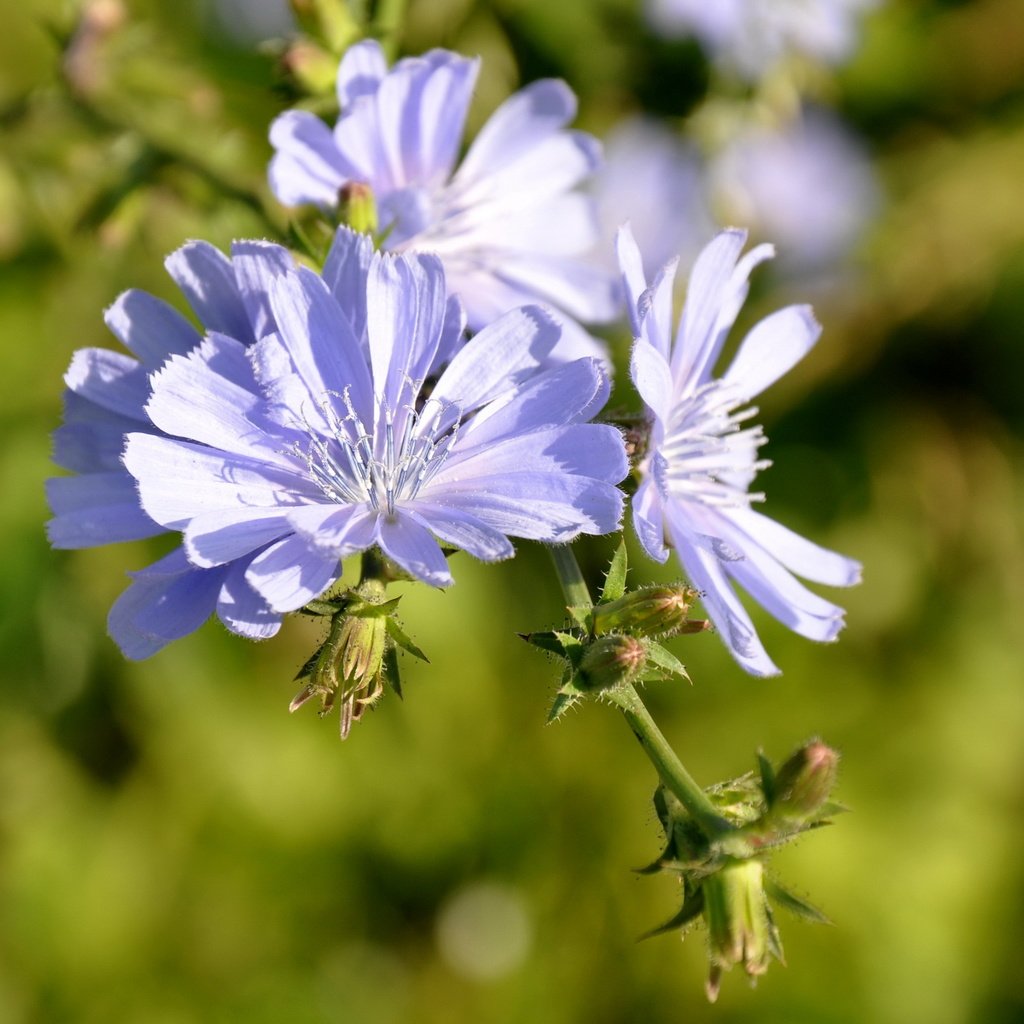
[268,40,617,360]
[617,224,861,676]
[645,0,878,80]
[49,227,628,659]
[709,108,879,273]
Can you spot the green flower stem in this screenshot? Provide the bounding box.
[547,544,731,840]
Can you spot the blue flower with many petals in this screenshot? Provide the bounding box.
[617,225,860,676]
[269,41,617,360]
[48,228,627,659]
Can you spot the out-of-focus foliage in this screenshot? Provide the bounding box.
[3,0,1024,1021]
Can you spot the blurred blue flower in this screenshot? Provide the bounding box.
[48,228,627,658]
[710,109,879,272]
[268,40,617,360]
[591,116,714,279]
[618,225,861,675]
[646,0,877,79]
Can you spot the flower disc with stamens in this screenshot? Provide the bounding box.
[119,227,628,626]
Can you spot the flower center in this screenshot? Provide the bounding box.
[657,381,769,508]
[302,390,461,516]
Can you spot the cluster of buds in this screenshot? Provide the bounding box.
[522,542,709,720]
[641,740,842,1001]
[290,568,426,739]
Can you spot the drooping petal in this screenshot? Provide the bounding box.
[405,503,514,562]
[184,507,295,567]
[245,533,341,612]
[377,514,452,586]
[217,559,283,640]
[664,507,781,676]
[725,507,862,587]
[108,549,224,659]
[631,476,669,563]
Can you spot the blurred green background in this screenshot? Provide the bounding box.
[3,0,1024,1021]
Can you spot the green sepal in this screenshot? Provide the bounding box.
[547,665,588,723]
[300,598,345,617]
[642,641,691,684]
[519,630,569,656]
[765,879,833,926]
[382,645,403,699]
[385,617,428,662]
[638,887,705,940]
[600,538,628,603]
[758,750,777,806]
[347,595,401,618]
[764,900,787,964]
[566,604,592,633]
[293,642,327,682]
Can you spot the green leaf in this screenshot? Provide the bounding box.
[766,879,833,926]
[547,666,589,723]
[600,538,628,603]
[643,641,691,683]
[385,617,428,662]
[299,598,345,617]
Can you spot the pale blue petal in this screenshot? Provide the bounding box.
[631,476,669,563]
[615,223,648,338]
[336,38,388,109]
[434,424,627,486]
[123,433,314,530]
[405,503,514,562]
[165,241,251,342]
[286,504,378,557]
[725,507,862,587]
[664,506,781,677]
[108,549,223,658]
[456,79,576,186]
[104,290,201,367]
[377,514,452,586]
[323,227,374,340]
[430,305,560,413]
[217,560,283,640]
[268,111,347,206]
[65,349,150,420]
[268,267,375,427]
[52,390,141,472]
[245,534,341,612]
[630,339,673,423]
[231,240,295,341]
[46,472,163,547]
[721,304,821,401]
[458,358,610,450]
[184,507,295,567]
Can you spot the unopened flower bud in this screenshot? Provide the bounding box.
[280,38,340,94]
[769,739,839,825]
[578,635,647,692]
[591,585,697,637]
[339,181,378,235]
[702,859,776,1002]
